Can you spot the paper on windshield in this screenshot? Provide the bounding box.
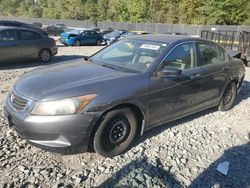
[140,44,160,50]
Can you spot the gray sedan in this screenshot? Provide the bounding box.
[4,35,245,157]
[0,26,57,63]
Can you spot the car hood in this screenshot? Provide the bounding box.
[14,61,132,101]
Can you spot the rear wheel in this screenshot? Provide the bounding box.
[38,49,51,63]
[93,108,137,157]
[74,40,81,46]
[218,82,237,111]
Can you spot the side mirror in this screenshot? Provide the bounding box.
[83,56,89,61]
[157,67,182,78]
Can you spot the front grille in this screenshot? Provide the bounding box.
[10,93,28,111]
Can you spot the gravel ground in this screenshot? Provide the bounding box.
[0,45,250,188]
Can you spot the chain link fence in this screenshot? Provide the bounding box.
[1,16,250,36]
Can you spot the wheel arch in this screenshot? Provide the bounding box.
[88,102,145,151]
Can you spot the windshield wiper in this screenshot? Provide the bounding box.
[101,64,121,71]
[101,63,138,73]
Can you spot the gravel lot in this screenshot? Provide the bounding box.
[0,45,250,188]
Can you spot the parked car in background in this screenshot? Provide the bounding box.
[132,30,152,35]
[119,31,137,39]
[4,35,245,157]
[103,30,128,45]
[0,26,57,63]
[60,29,103,46]
[43,25,64,36]
[32,22,43,29]
[99,28,113,36]
[0,20,48,36]
[120,31,152,40]
[54,24,66,29]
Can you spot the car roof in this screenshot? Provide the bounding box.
[128,34,207,44]
[0,20,23,23]
[0,26,40,33]
[0,26,19,30]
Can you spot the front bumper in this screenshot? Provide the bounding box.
[4,93,99,152]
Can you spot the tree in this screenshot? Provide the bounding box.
[0,0,249,25]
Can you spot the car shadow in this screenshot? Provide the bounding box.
[99,156,182,188]
[0,55,84,70]
[130,107,217,152]
[235,80,250,105]
[189,134,250,187]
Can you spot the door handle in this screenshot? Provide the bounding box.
[190,73,201,80]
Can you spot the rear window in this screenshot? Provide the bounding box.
[196,42,225,66]
[20,30,41,40]
[0,30,18,42]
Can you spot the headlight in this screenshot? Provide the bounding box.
[31,94,97,116]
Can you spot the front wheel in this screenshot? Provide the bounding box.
[74,40,81,46]
[93,108,137,157]
[38,49,51,63]
[218,82,237,111]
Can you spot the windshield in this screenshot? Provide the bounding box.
[90,39,168,73]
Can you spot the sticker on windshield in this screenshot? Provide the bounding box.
[140,44,160,50]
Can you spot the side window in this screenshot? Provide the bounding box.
[218,46,231,62]
[164,42,195,70]
[90,31,96,35]
[0,30,18,42]
[197,43,224,66]
[84,31,90,36]
[20,31,40,40]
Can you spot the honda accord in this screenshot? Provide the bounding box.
[4,35,245,157]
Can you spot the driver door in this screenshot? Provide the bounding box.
[147,42,204,127]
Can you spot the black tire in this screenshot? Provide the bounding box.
[218,82,237,111]
[93,108,137,157]
[74,40,81,46]
[38,49,51,63]
[96,39,101,46]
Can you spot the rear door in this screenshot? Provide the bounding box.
[18,30,41,58]
[195,42,229,107]
[0,30,21,62]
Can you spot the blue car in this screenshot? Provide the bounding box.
[60,29,103,46]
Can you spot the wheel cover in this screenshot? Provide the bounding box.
[75,40,80,46]
[104,116,131,147]
[223,86,233,105]
[40,50,50,62]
